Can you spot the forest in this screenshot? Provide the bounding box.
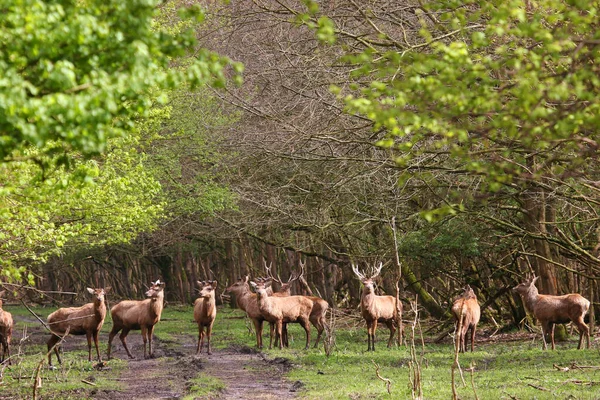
[1,0,600,399]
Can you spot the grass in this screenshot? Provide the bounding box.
[3,303,600,399]
[182,374,226,400]
[0,303,126,399]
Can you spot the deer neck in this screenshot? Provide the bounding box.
[94,298,107,320]
[150,293,164,318]
[361,290,377,312]
[521,286,540,312]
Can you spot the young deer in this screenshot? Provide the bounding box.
[451,285,480,352]
[250,280,313,350]
[352,263,403,351]
[0,291,14,365]
[46,287,110,367]
[194,280,217,355]
[107,280,165,359]
[224,276,267,348]
[513,275,590,350]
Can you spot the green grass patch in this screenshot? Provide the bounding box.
[1,304,126,399]
[182,374,226,400]
[4,303,600,399]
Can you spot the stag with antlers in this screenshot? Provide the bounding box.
[352,262,402,351]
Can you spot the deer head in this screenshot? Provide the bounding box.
[352,262,384,294]
[86,287,110,303]
[145,280,165,298]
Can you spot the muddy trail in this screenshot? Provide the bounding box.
[92,333,301,400]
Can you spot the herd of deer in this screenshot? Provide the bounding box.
[0,267,593,368]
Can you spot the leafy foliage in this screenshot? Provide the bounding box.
[0,0,240,166]
[0,134,163,281]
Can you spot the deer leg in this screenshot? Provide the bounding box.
[5,339,10,366]
[252,319,263,349]
[313,316,324,348]
[207,323,213,355]
[86,331,93,361]
[276,320,283,349]
[283,323,289,348]
[540,322,548,350]
[368,321,377,352]
[196,324,204,355]
[301,318,311,350]
[93,330,102,362]
[269,322,275,349]
[574,317,590,349]
[385,320,396,348]
[119,328,134,359]
[107,327,120,360]
[549,323,556,350]
[147,325,156,358]
[470,325,476,352]
[47,334,61,366]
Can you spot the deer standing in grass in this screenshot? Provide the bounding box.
[513,275,590,350]
[194,280,217,355]
[265,262,329,348]
[46,287,109,367]
[451,285,480,353]
[250,280,313,350]
[352,263,403,351]
[0,290,13,365]
[107,280,165,359]
[225,276,267,349]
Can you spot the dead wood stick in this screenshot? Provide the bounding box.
[527,383,550,391]
[372,360,392,394]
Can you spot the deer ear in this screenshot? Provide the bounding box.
[87,287,94,294]
[249,281,257,288]
[104,286,111,293]
[212,280,218,288]
[197,281,203,288]
[0,290,5,298]
[531,276,539,285]
[244,275,249,283]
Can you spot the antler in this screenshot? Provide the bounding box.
[352,264,366,280]
[263,259,284,284]
[371,262,383,279]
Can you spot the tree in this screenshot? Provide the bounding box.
[0,0,240,167]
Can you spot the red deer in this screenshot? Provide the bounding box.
[224,276,267,348]
[250,280,313,349]
[0,290,13,365]
[513,275,590,350]
[46,287,109,367]
[352,263,403,351]
[266,263,329,348]
[451,285,480,352]
[107,280,165,359]
[194,280,217,355]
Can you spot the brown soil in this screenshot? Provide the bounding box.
[91,333,300,400]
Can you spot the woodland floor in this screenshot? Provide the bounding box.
[7,314,299,400]
[92,333,300,400]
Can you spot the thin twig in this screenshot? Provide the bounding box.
[372,360,392,394]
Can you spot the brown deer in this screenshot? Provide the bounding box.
[224,276,267,348]
[266,262,329,348]
[46,287,110,367]
[107,280,165,359]
[0,290,13,365]
[352,263,403,351]
[194,280,217,355]
[250,280,313,350]
[451,285,480,352]
[513,275,590,350]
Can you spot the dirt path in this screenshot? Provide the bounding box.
[93,334,300,400]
